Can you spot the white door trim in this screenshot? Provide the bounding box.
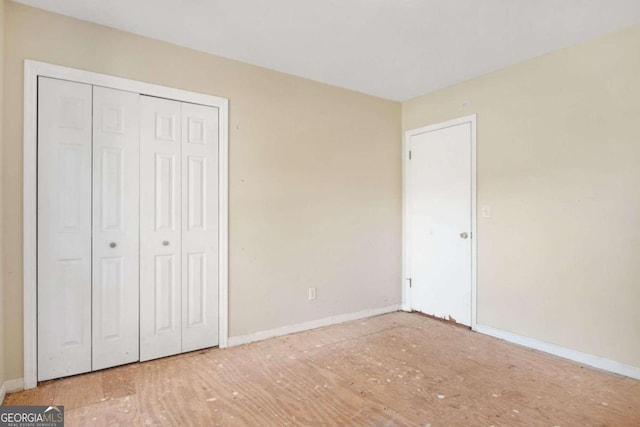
[402,114,477,328]
[23,60,230,389]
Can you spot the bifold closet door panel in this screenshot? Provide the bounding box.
[140,96,183,361]
[181,102,219,352]
[92,87,140,370]
[37,77,93,381]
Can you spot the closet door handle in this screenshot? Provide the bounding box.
[109,242,117,248]
[163,241,170,246]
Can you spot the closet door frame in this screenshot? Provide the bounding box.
[23,60,229,390]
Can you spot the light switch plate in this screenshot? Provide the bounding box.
[481,205,491,218]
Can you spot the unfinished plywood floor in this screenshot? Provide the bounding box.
[5,312,640,426]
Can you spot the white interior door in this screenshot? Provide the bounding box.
[92,86,140,370]
[181,102,219,352]
[37,77,93,381]
[409,122,472,326]
[140,95,183,361]
[37,76,223,379]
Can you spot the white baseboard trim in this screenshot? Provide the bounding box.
[1,378,25,404]
[474,324,640,380]
[228,305,402,347]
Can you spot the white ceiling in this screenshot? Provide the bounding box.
[13,0,640,101]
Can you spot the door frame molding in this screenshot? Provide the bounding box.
[23,60,230,389]
[402,114,477,329]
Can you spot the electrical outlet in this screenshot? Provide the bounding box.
[308,287,317,301]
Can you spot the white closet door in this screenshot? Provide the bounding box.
[92,87,140,370]
[181,102,219,352]
[140,96,183,361]
[37,77,93,381]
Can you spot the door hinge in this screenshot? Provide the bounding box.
[409,150,412,160]
[408,278,412,288]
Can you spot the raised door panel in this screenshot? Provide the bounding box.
[181,102,219,352]
[92,86,140,370]
[37,77,92,381]
[155,153,178,231]
[140,96,183,361]
[154,254,178,332]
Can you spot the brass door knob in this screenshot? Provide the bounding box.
[459,232,469,239]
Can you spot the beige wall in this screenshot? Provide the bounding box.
[0,0,5,392]
[403,24,640,367]
[2,2,402,380]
